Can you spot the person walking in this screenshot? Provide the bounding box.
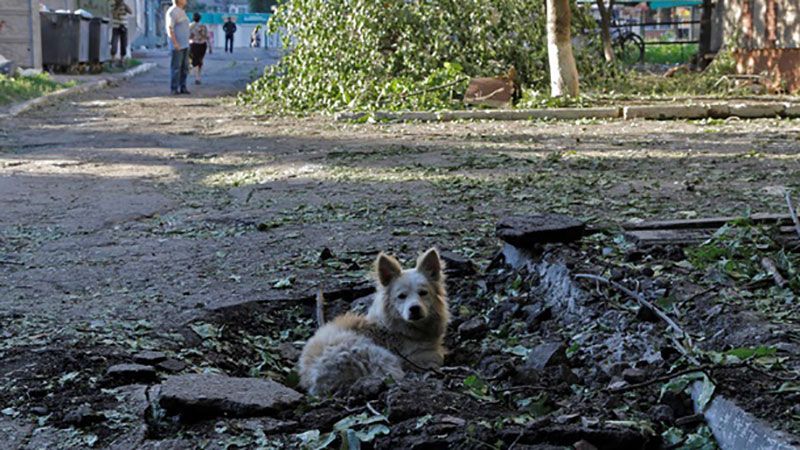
[166,0,191,94]
[223,17,236,53]
[110,0,132,67]
[250,25,261,48]
[189,13,209,85]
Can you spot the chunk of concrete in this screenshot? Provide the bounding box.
[158,374,302,421]
[524,342,567,371]
[106,364,158,385]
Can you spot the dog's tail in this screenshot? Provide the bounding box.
[315,289,325,328]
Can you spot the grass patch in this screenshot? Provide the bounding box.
[644,43,698,65]
[0,73,74,106]
[102,58,142,74]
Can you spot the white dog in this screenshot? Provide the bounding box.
[298,248,450,396]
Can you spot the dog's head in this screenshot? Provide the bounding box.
[372,248,448,336]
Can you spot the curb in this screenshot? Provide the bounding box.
[336,101,800,123]
[691,381,800,450]
[2,62,157,118]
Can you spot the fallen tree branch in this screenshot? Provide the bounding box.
[785,191,800,240]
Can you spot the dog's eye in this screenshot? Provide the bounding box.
[398,293,407,300]
[418,290,428,297]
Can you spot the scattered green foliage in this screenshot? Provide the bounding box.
[686,218,799,293]
[662,425,718,450]
[0,73,73,106]
[240,0,616,112]
[295,412,390,449]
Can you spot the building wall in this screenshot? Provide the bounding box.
[713,0,800,92]
[713,0,800,50]
[0,0,42,68]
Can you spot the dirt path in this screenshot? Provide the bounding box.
[1,52,799,447]
[1,61,799,331]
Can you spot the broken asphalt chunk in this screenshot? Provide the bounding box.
[496,214,585,249]
[158,374,302,421]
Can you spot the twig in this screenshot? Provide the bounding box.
[0,259,23,266]
[760,257,787,288]
[745,362,800,382]
[393,348,447,378]
[785,191,800,240]
[501,384,548,394]
[366,401,383,417]
[611,363,741,393]
[507,430,524,450]
[575,274,688,340]
[469,87,506,102]
[396,77,468,100]
[682,286,716,303]
[575,273,700,365]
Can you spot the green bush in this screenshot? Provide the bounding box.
[240,0,617,112]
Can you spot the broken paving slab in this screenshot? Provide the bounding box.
[708,102,786,118]
[158,373,302,421]
[496,214,586,249]
[622,104,709,120]
[691,382,800,450]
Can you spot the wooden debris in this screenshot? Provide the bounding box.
[623,213,792,231]
[785,192,800,240]
[760,257,787,288]
[463,67,520,108]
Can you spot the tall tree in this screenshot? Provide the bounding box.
[546,0,580,96]
[595,0,615,62]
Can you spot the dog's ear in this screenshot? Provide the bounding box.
[375,252,403,286]
[416,248,443,282]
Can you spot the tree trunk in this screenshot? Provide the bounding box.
[547,0,580,97]
[696,0,714,69]
[596,0,615,62]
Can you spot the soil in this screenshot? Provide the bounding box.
[0,49,799,449]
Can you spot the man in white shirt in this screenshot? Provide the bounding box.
[166,0,191,94]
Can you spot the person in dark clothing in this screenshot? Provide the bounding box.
[110,0,132,66]
[222,17,236,53]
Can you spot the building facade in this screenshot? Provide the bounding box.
[712,0,800,92]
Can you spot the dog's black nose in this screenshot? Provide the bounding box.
[408,305,423,320]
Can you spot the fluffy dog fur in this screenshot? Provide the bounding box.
[298,248,449,396]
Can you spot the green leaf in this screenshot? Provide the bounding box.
[724,346,776,360]
[190,323,221,340]
[696,375,716,411]
[659,371,705,400]
[273,276,294,289]
[354,424,390,442]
